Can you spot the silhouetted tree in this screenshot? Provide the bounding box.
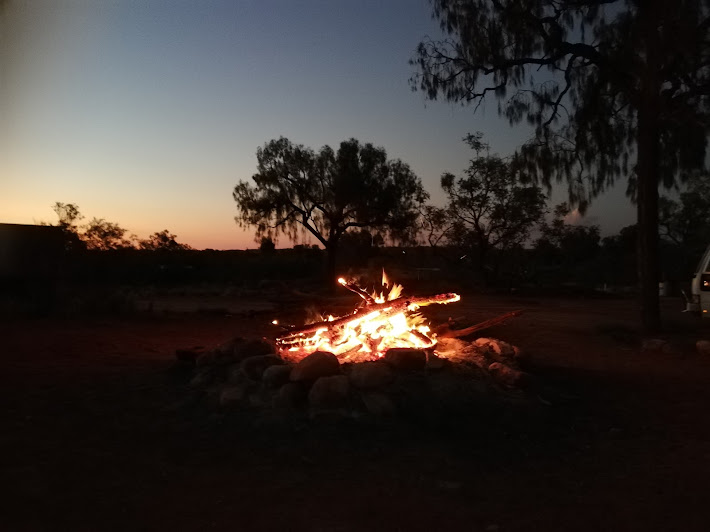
[534,203,601,285]
[52,202,82,229]
[439,133,547,282]
[600,224,638,286]
[233,137,428,283]
[139,230,191,251]
[411,0,710,331]
[659,176,710,279]
[659,176,710,252]
[82,218,134,251]
[418,205,451,248]
[259,236,276,253]
[50,202,85,251]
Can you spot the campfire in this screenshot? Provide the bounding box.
[275,271,460,363]
[178,271,530,418]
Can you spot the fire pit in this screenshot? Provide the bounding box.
[178,273,531,418]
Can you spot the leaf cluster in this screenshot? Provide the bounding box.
[437,133,548,253]
[411,0,710,206]
[659,176,710,251]
[233,137,428,248]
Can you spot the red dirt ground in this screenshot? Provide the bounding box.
[2,295,709,531]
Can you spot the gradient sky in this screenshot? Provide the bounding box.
[2,0,635,250]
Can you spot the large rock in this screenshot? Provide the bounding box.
[474,338,516,360]
[239,354,283,380]
[290,351,341,382]
[214,336,245,357]
[234,338,275,361]
[175,347,204,364]
[426,353,449,371]
[262,364,293,389]
[189,366,217,388]
[308,375,350,407]
[247,389,273,409]
[697,340,710,356]
[488,362,528,388]
[641,338,668,353]
[384,348,427,370]
[361,392,396,416]
[219,384,250,407]
[272,382,307,409]
[196,350,218,367]
[349,361,394,389]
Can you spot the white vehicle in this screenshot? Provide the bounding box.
[686,243,710,317]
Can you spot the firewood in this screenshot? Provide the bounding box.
[436,310,524,339]
[276,292,460,347]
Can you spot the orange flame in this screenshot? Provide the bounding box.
[277,273,460,363]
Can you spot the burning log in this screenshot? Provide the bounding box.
[279,292,460,339]
[275,273,460,361]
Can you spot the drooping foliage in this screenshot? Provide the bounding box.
[412,1,709,199]
[411,0,710,330]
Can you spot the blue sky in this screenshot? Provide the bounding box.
[1,0,635,249]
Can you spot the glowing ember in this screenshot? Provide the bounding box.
[276,272,460,362]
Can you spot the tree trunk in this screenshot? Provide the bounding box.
[324,241,338,290]
[476,240,490,285]
[636,1,662,333]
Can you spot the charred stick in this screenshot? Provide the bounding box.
[337,278,376,305]
[437,310,524,339]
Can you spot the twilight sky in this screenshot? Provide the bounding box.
[1,0,635,250]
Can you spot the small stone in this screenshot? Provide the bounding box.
[239,354,283,380]
[473,337,516,359]
[219,384,249,407]
[384,348,426,370]
[262,364,293,389]
[308,375,350,407]
[661,342,681,357]
[189,367,215,388]
[205,384,225,406]
[426,353,449,370]
[697,340,710,356]
[272,382,307,409]
[290,351,341,382]
[234,338,275,361]
[214,336,245,357]
[247,390,272,409]
[175,347,203,364]
[197,349,237,367]
[195,350,217,367]
[642,338,668,353]
[349,361,394,388]
[227,363,248,384]
[361,392,396,416]
[488,362,527,387]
